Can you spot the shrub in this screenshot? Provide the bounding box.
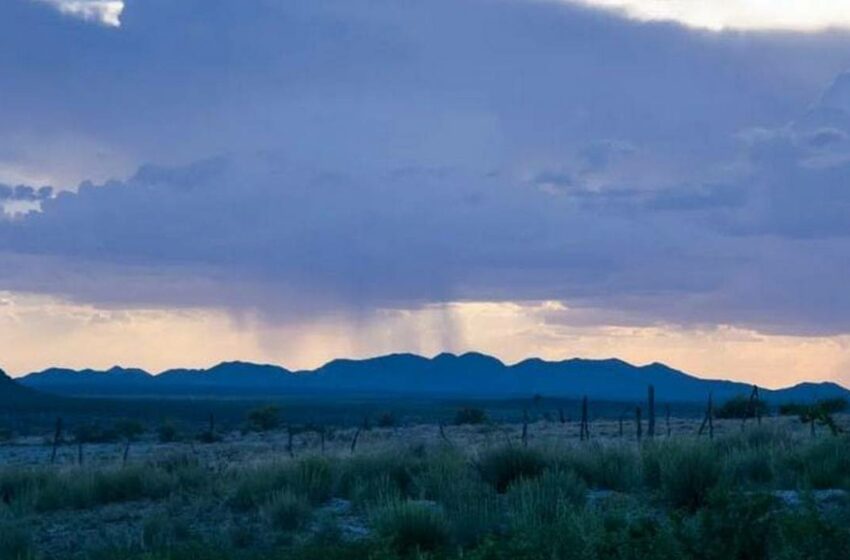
[685,491,779,560]
[562,444,641,491]
[247,406,281,432]
[196,429,222,444]
[157,422,179,443]
[377,413,397,428]
[229,463,290,511]
[780,398,848,416]
[293,457,334,505]
[725,448,775,487]
[338,454,416,507]
[593,507,683,560]
[374,501,450,554]
[455,407,488,426]
[115,419,145,441]
[786,438,850,489]
[266,489,312,532]
[507,469,587,528]
[73,423,120,444]
[477,446,546,493]
[716,396,768,420]
[659,443,722,511]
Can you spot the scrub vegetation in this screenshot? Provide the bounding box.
[1,411,849,560]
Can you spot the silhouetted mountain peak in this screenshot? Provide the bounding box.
[16,353,850,404]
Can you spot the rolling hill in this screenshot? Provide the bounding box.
[16,353,850,404]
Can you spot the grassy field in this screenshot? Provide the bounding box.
[1,412,849,559]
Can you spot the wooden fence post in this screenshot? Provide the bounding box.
[635,406,642,442]
[648,385,656,438]
[708,394,714,439]
[350,427,362,454]
[287,426,295,458]
[50,417,63,465]
[521,410,529,448]
[665,404,671,437]
[580,397,589,441]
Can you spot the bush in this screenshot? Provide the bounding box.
[455,407,488,426]
[780,398,848,416]
[157,422,179,443]
[73,423,120,444]
[685,491,779,560]
[229,463,290,511]
[115,419,145,441]
[247,406,281,432]
[507,469,587,527]
[716,396,769,420]
[377,412,397,428]
[561,444,641,491]
[659,443,722,511]
[477,446,546,493]
[293,457,334,505]
[786,438,850,489]
[374,501,450,554]
[265,490,312,532]
[338,454,416,507]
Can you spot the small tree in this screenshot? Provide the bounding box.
[780,399,845,437]
[247,405,281,432]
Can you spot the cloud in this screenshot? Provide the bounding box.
[2,0,850,340]
[566,0,850,31]
[36,0,123,27]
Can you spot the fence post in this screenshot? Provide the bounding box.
[50,417,63,465]
[521,410,529,447]
[350,427,361,454]
[665,404,671,437]
[708,394,714,439]
[287,426,295,458]
[580,397,589,441]
[635,406,642,442]
[648,385,656,438]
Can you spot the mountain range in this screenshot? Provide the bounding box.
[12,352,850,404]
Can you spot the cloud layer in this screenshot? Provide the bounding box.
[3,0,850,343]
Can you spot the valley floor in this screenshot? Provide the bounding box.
[1,416,850,559]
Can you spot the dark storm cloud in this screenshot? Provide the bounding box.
[2,0,850,335]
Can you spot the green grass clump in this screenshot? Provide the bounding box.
[560,444,641,491]
[292,457,334,505]
[477,446,546,493]
[374,500,450,554]
[338,453,416,509]
[658,442,722,511]
[229,463,290,511]
[265,489,313,532]
[785,438,850,489]
[507,469,586,528]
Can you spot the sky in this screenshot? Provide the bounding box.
[2,0,850,387]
